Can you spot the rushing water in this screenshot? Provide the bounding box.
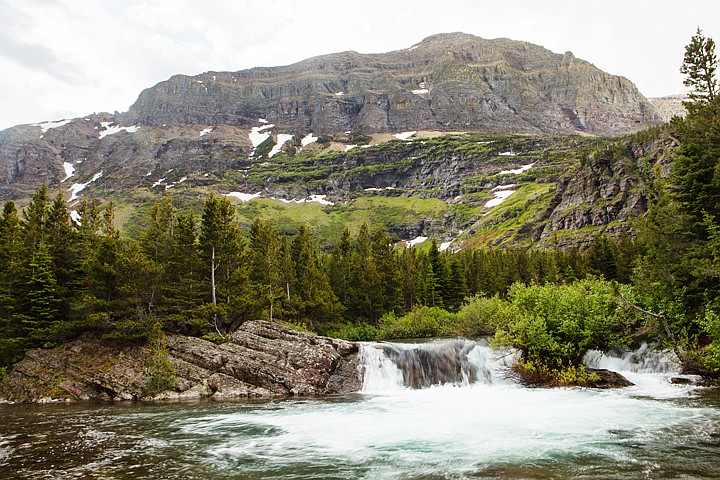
[2,340,720,479]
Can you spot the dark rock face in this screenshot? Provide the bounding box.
[0,321,361,403]
[123,33,660,137]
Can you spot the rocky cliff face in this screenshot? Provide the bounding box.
[0,321,362,403]
[124,33,660,137]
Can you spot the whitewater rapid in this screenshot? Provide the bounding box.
[2,339,718,479]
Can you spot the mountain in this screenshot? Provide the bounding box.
[0,33,667,249]
[123,32,660,136]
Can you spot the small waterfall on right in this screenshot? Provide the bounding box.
[583,343,696,394]
[359,339,517,393]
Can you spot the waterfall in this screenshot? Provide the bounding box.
[359,339,517,392]
[582,343,682,374]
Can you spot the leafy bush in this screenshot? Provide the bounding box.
[377,307,458,340]
[325,323,379,341]
[452,294,515,336]
[495,277,633,381]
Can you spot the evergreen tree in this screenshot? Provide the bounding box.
[199,195,250,333]
[681,28,718,109]
[248,218,284,322]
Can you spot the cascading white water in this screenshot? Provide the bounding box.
[583,342,696,395]
[583,342,681,374]
[359,339,518,393]
[3,342,718,479]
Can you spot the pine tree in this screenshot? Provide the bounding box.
[681,28,718,109]
[199,195,249,333]
[248,217,284,322]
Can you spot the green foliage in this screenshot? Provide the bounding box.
[377,306,458,340]
[142,329,177,397]
[680,27,718,108]
[454,294,515,337]
[495,278,633,377]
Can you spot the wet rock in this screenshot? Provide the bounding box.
[0,321,362,403]
[587,368,634,388]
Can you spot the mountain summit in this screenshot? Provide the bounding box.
[123,32,660,136]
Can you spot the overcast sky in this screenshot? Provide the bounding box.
[1,0,719,131]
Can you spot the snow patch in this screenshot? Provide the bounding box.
[258,118,268,124]
[274,195,334,206]
[301,133,318,147]
[406,236,428,248]
[98,122,140,139]
[412,88,429,95]
[32,119,72,133]
[165,177,188,190]
[225,192,261,202]
[498,151,517,156]
[364,186,396,192]
[70,210,81,223]
[61,162,75,182]
[199,127,213,137]
[152,177,166,188]
[485,189,516,208]
[492,184,517,191]
[334,92,344,96]
[268,134,294,158]
[249,124,275,148]
[498,163,535,175]
[394,131,416,141]
[439,240,453,252]
[67,171,103,202]
[344,145,357,152]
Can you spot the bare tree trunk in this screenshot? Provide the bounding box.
[211,244,217,306]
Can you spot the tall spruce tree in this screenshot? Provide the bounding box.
[681,28,718,109]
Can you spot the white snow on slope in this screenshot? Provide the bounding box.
[165,177,187,190]
[498,163,535,175]
[98,122,140,139]
[485,188,516,208]
[68,171,103,202]
[70,210,81,223]
[32,119,73,133]
[406,236,428,248]
[412,88,429,95]
[152,177,166,188]
[199,127,213,137]
[225,192,261,202]
[249,124,274,148]
[344,145,357,152]
[394,131,417,141]
[269,134,294,158]
[61,162,75,182]
[301,133,318,147]
[274,195,334,206]
[498,151,517,156]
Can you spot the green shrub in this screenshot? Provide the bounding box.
[495,277,633,381]
[377,307,458,340]
[325,323,379,341]
[453,294,515,336]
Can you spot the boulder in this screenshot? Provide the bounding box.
[0,321,361,403]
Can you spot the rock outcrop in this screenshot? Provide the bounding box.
[0,321,361,403]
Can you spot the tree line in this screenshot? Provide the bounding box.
[0,184,632,369]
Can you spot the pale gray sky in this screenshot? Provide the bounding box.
[1,0,719,131]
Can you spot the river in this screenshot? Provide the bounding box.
[1,340,719,479]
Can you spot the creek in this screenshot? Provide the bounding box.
[1,340,719,479]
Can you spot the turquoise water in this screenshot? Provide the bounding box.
[1,342,719,479]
